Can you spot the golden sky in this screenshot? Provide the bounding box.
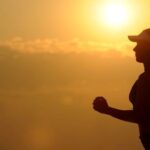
[0,0,150,42]
[0,0,149,150]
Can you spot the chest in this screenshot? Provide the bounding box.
[134,76,150,108]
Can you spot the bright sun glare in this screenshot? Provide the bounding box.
[93,2,130,28]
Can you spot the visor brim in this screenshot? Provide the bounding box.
[128,36,140,42]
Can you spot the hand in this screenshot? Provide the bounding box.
[93,97,110,114]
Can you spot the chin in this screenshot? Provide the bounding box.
[136,57,143,63]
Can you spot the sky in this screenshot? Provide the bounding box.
[0,0,150,150]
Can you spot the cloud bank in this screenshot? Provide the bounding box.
[0,38,142,150]
[0,37,138,94]
[0,37,134,55]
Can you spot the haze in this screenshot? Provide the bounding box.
[0,0,150,149]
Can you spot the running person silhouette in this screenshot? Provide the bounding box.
[93,29,150,150]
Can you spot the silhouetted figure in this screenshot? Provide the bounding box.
[93,29,150,150]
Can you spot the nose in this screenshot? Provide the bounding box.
[133,43,139,52]
[133,46,137,52]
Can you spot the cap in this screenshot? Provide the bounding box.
[128,28,150,43]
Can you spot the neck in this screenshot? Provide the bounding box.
[144,63,150,73]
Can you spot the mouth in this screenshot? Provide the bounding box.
[135,52,138,57]
[135,53,139,59]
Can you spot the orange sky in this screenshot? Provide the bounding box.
[0,0,150,42]
[0,0,149,150]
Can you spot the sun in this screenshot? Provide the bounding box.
[103,3,128,27]
[93,2,130,28]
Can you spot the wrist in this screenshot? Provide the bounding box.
[105,106,113,115]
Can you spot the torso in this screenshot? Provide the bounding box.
[129,72,150,135]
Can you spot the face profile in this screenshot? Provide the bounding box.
[128,28,150,63]
[133,41,150,63]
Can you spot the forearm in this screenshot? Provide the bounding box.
[93,97,139,123]
[106,107,138,123]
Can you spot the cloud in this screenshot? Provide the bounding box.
[0,37,136,95]
[0,37,140,96]
[0,37,140,102]
[0,37,134,56]
[0,38,141,150]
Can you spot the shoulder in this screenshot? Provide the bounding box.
[137,72,150,100]
[138,72,150,86]
[129,73,146,103]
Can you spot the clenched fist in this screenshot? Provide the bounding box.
[93,97,110,114]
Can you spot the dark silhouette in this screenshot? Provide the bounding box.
[93,28,150,150]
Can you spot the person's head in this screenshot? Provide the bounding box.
[128,29,150,63]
